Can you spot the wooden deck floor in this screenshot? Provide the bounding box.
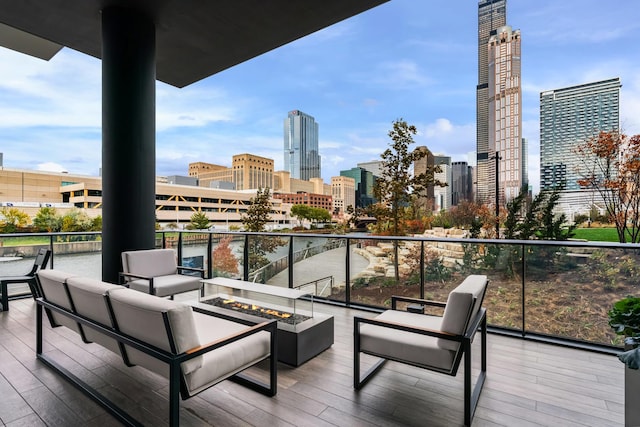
[0,296,624,427]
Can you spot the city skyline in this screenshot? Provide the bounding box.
[1,1,640,195]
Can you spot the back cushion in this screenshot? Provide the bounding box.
[122,249,178,278]
[36,270,80,332]
[66,277,122,354]
[438,275,488,351]
[107,287,202,377]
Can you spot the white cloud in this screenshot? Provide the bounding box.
[36,162,68,173]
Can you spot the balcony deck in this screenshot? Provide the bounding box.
[0,296,624,426]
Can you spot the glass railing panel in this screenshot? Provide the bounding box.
[246,234,289,285]
[523,244,636,348]
[50,232,102,279]
[349,237,408,308]
[291,236,346,299]
[210,233,244,280]
[179,232,210,278]
[460,241,524,331]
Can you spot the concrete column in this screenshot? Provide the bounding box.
[101,7,156,283]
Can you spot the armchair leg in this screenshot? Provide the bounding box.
[463,315,487,426]
[353,316,387,389]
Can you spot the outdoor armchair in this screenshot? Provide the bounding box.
[120,248,204,298]
[0,247,51,311]
[354,274,488,426]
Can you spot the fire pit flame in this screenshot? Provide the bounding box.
[221,299,293,319]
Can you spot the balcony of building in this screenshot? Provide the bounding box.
[0,230,631,425]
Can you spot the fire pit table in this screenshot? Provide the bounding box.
[196,277,334,366]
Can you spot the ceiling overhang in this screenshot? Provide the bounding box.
[0,0,389,88]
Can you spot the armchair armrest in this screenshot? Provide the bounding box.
[182,319,277,360]
[391,295,447,310]
[118,272,155,293]
[355,315,461,342]
[177,265,205,278]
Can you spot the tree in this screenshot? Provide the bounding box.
[290,204,311,227]
[373,119,444,279]
[241,188,285,273]
[0,207,30,233]
[242,187,273,232]
[212,235,239,277]
[33,206,61,232]
[373,119,444,236]
[188,211,210,230]
[575,130,640,243]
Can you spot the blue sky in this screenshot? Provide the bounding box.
[1,0,640,194]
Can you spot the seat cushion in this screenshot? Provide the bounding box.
[122,249,178,278]
[106,287,203,377]
[438,274,487,351]
[66,277,122,354]
[184,312,271,396]
[128,274,201,297]
[36,270,80,332]
[359,310,455,371]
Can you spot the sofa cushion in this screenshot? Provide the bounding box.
[128,274,201,297]
[66,277,122,354]
[122,249,178,279]
[106,287,202,376]
[185,312,271,395]
[36,270,80,332]
[359,310,455,371]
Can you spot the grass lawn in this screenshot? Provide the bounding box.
[0,236,50,246]
[572,227,620,242]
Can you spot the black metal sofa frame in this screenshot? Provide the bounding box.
[35,277,277,427]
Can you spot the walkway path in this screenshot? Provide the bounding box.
[267,244,369,293]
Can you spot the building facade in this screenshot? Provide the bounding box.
[451,161,473,206]
[272,192,332,213]
[476,0,507,203]
[331,176,356,215]
[488,24,523,202]
[340,167,376,208]
[0,168,292,229]
[231,153,274,191]
[284,110,321,180]
[540,78,621,192]
[433,155,452,211]
[356,160,383,178]
[414,146,436,211]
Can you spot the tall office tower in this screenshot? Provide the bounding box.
[433,155,452,211]
[476,0,507,203]
[540,78,621,193]
[284,110,321,180]
[414,146,436,210]
[488,25,522,202]
[451,161,473,206]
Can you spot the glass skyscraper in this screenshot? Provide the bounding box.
[540,78,621,191]
[476,0,506,203]
[284,110,321,180]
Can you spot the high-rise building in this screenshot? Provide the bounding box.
[433,155,452,211]
[357,160,384,177]
[414,146,436,210]
[284,110,321,180]
[540,78,621,192]
[451,161,473,206]
[340,167,376,208]
[476,0,507,203]
[488,24,523,202]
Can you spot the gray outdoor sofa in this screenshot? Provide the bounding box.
[35,269,277,427]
